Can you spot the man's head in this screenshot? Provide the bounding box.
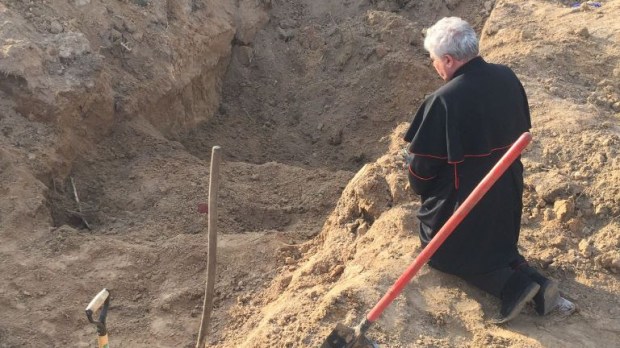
[424,17,479,81]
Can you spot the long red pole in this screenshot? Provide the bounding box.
[365,132,532,323]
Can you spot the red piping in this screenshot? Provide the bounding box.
[408,142,514,163]
[462,143,513,158]
[407,152,448,160]
[408,165,436,181]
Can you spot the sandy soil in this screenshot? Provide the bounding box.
[0,0,618,347]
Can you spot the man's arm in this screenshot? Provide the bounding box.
[404,94,451,196]
[406,154,447,196]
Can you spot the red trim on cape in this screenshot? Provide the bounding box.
[408,142,514,163]
[408,165,436,181]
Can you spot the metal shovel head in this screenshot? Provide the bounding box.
[321,323,378,348]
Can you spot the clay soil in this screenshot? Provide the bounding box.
[1,0,619,347]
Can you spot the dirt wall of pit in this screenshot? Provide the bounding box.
[0,0,268,226]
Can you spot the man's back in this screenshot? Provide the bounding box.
[419,57,531,164]
[405,57,531,275]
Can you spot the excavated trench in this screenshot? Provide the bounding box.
[54,0,493,236]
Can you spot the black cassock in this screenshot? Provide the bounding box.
[404,57,531,279]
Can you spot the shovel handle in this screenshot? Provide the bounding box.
[86,288,110,337]
[86,288,110,314]
[366,132,532,323]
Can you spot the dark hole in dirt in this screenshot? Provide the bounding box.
[47,177,96,230]
[0,73,28,97]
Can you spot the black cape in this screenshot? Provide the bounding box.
[404,57,531,276]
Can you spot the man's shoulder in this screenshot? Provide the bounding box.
[431,77,468,100]
[485,61,517,77]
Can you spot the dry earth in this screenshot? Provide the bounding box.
[0,0,618,347]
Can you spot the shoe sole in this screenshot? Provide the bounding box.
[492,283,540,324]
[539,280,560,315]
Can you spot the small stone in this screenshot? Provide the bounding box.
[486,23,499,36]
[328,129,343,146]
[598,252,620,273]
[185,223,202,234]
[124,20,137,33]
[571,170,590,180]
[277,275,293,291]
[535,173,571,203]
[594,153,607,165]
[49,20,63,34]
[521,214,530,226]
[375,45,388,58]
[357,222,369,235]
[278,27,295,42]
[567,218,584,234]
[548,234,567,248]
[444,0,461,10]
[595,204,610,216]
[543,208,555,221]
[329,265,345,279]
[132,31,144,41]
[576,27,589,38]
[279,19,298,29]
[578,239,594,258]
[520,29,534,41]
[566,249,579,263]
[345,221,359,233]
[539,249,557,268]
[581,226,594,236]
[109,29,122,42]
[484,1,494,12]
[284,257,295,265]
[554,199,575,222]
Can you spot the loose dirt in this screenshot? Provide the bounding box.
[0,0,618,347]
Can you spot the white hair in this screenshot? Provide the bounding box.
[423,17,479,61]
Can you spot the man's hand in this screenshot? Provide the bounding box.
[401,147,414,169]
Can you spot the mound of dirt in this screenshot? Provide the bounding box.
[1,0,619,347]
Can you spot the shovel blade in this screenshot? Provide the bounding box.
[321,323,378,348]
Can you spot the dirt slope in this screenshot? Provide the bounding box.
[0,0,619,348]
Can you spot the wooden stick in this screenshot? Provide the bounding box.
[70,176,91,230]
[196,146,222,348]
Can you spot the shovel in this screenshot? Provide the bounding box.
[321,132,532,348]
[85,288,111,348]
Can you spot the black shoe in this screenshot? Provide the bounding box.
[517,265,560,315]
[533,277,559,315]
[493,272,540,324]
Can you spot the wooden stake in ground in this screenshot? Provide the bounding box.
[196,146,222,348]
[70,176,91,230]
